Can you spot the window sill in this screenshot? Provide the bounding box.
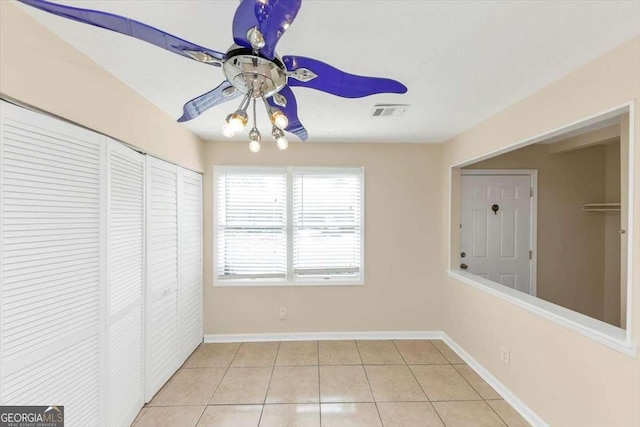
[213,280,365,288]
[446,269,637,357]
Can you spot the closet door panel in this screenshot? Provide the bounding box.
[145,156,180,400]
[180,169,203,359]
[107,140,145,426]
[3,337,101,426]
[0,101,102,426]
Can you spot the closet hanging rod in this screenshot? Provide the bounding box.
[583,203,621,212]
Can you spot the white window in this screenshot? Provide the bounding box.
[216,168,287,280]
[214,166,364,286]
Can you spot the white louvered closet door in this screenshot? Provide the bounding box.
[107,140,145,426]
[0,101,103,426]
[179,169,203,360]
[145,156,180,400]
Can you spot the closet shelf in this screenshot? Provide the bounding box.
[583,203,621,212]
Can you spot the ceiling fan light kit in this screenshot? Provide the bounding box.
[18,0,408,152]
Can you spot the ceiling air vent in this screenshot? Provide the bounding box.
[371,104,410,117]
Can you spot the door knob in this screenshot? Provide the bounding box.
[460,252,466,258]
[460,263,468,270]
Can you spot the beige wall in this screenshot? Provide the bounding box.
[0,2,204,171]
[442,37,640,425]
[465,143,610,321]
[203,141,443,335]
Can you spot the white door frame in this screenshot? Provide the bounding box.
[460,169,538,296]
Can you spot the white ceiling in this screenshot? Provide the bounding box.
[19,0,640,144]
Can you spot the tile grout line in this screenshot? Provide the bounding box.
[178,340,519,427]
[432,341,513,426]
[193,342,243,426]
[431,340,453,364]
[485,401,512,427]
[177,361,456,369]
[394,339,411,365]
[257,341,280,427]
[141,397,515,408]
[447,361,482,401]
[354,340,384,427]
[175,352,208,427]
[452,363,497,402]
[430,344,487,395]
[131,407,149,426]
[191,406,207,427]
[145,359,185,408]
[448,355,510,426]
[427,341,476,425]
[392,340,448,427]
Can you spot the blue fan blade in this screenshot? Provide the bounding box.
[268,86,308,141]
[283,56,408,98]
[17,0,225,66]
[178,82,240,122]
[233,0,301,60]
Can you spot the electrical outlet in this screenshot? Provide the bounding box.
[279,307,287,320]
[500,346,510,366]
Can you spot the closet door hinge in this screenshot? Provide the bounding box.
[529,250,533,260]
[530,187,534,197]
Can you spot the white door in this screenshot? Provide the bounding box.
[145,156,180,401]
[0,101,103,425]
[460,172,534,294]
[107,139,145,426]
[179,169,203,360]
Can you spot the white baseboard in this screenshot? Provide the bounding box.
[204,330,443,343]
[203,330,547,426]
[441,332,549,427]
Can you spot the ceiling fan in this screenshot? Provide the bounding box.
[17,0,408,151]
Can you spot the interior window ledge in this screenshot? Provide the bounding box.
[446,269,636,357]
[213,281,365,288]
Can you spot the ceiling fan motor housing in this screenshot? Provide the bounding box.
[223,46,288,98]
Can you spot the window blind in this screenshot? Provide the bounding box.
[293,170,362,279]
[216,169,287,280]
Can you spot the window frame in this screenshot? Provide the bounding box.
[213,165,365,287]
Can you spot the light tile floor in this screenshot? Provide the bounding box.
[133,340,531,427]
